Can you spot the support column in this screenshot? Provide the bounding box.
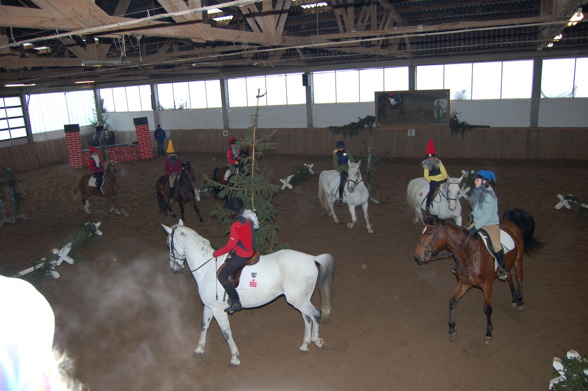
[133,117,153,160]
[64,124,84,168]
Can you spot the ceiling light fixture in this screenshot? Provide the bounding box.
[566,7,584,27]
[301,2,328,9]
[212,15,233,22]
[5,83,36,87]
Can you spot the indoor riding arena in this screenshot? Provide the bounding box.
[1,1,588,390]
[1,146,587,390]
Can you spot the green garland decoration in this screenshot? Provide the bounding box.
[289,164,314,185]
[328,115,375,137]
[450,111,490,135]
[561,194,588,216]
[3,222,102,284]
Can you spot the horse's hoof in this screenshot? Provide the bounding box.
[448,332,457,342]
[193,351,204,358]
[368,228,374,234]
[484,335,494,343]
[229,357,241,367]
[313,338,325,348]
[299,344,310,352]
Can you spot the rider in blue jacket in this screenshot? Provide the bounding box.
[466,170,506,281]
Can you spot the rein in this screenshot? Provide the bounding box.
[169,227,214,273]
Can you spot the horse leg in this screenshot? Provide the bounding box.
[361,202,373,233]
[194,306,214,357]
[288,300,323,351]
[179,203,186,221]
[191,201,204,223]
[213,311,240,366]
[328,199,339,224]
[82,194,92,214]
[509,253,525,311]
[448,282,471,341]
[482,284,494,342]
[346,204,357,230]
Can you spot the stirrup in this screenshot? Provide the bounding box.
[336,199,344,206]
[450,265,456,275]
[498,268,507,281]
[224,301,242,314]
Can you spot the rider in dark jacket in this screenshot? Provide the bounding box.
[333,140,354,206]
[88,146,104,195]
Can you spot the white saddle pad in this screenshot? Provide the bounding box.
[88,176,97,187]
[478,229,516,271]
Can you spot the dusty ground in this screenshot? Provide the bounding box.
[1,153,587,391]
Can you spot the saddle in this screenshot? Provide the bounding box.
[223,250,260,288]
[475,228,515,257]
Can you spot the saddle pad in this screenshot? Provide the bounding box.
[236,262,262,290]
[478,229,515,255]
[88,176,97,187]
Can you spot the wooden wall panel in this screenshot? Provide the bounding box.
[1,127,587,173]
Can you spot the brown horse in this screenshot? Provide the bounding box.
[414,210,540,342]
[156,161,203,222]
[72,161,120,214]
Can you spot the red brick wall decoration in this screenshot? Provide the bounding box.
[64,124,84,168]
[133,117,153,160]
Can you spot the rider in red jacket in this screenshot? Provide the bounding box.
[89,146,104,194]
[213,197,256,314]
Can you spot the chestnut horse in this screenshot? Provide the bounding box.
[414,209,540,342]
[72,160,120,214]
[156,162,203,222]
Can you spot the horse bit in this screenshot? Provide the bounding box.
[168,227,214,273]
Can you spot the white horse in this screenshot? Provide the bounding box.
[318,161,373,233]
[406,176,463,226]
[161,220,335,366]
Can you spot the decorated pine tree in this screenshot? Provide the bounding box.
[209,91,281,254]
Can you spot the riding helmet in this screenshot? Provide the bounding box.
[228,137,237,145]
[226,197,244,215]
[89,146,97,154]
[336,140,345,149]
[475,170,496,184]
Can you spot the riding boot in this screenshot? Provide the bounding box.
[425,195,432,212]
[337,187,344,206]
[495,249,507,281]
[222,283,242,314]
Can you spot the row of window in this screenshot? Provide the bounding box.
[1,57,586,140]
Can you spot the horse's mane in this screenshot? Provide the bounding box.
[174,223,211,248]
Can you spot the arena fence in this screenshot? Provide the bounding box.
[0,126,586,173]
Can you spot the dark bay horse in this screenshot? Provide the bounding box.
[156,161,203,222]
[210,148,250,199]
[72,161,120,214]
[414,209,541,342]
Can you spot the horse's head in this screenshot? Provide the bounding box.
[346,160,363,193]
[105,160,117,175]
[182,162,196,182]
[414,215,448,264]
[446,175,463,210]
[162,220,187,273]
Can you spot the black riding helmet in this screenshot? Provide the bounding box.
[225,197,244,216]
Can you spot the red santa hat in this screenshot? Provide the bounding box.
[228,137,237,145]
[425,139,436,157]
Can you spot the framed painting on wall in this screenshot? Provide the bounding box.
[375,90,450,127]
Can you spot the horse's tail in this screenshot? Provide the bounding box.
[318,172,329,211]
[72,177,82,202]
[314,253,335,323]
[503,208,543,254]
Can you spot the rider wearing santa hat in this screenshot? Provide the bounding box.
[421,139,448,212]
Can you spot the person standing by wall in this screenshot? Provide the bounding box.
[154,124,166,156]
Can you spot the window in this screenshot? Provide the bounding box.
[359,68,383,102]
[575,58,588,97]
[501,60,532,99]
[383,67,409,91]
[444,63,472,100]
[542,58,577,98]
[100,85,151,111]
[313,71,336,103]
[472,62,502,99]
[28,90,94,133]
[335,70,359,103]
[416,65,444,90]
[0,97,26,141]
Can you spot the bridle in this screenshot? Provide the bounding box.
[168,226,214,273]
[417,221,476,283]
[346,168,364,193]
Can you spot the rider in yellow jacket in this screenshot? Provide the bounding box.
[422,139,448,211]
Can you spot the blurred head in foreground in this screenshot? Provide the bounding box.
[0,275,84,391]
